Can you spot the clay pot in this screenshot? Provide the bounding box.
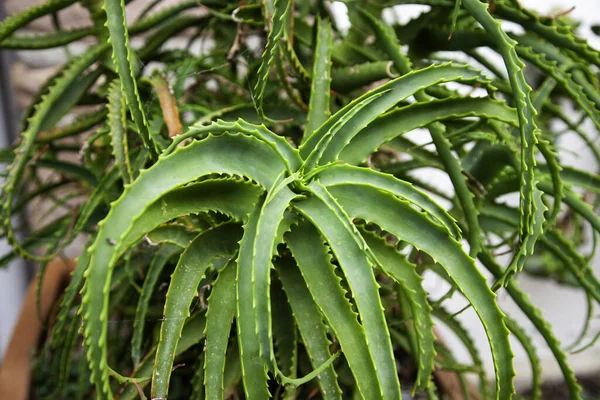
[0,258,76,400]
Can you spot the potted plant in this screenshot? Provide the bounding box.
[0,0,599,398]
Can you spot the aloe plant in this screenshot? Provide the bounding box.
[1,0,600,398]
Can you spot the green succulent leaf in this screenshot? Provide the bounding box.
[3,0,600,398]
[253,0,291,120]
[463,0,543,283]
[285,221,383,399]
[360,228,435,391]
[0,43,109,262]
[236,204,270,399]
[151,223,242,398]
[204,259,238,400]
[432,306,489,398]
[104,0,154,152]
[303,16,333,142]
[275,256,343,400]
[317,165,461,238]
[0,28,97,49]
[0,0,77,42]
[301,63,492,164]
[131,243,181,366]
[325,183,515,399]
[81,133,284,397]
[341,97,518,165]
[294,186,402,399]
[505,317,542,400]
[245,184,299,366]
[107,79,134,184]
[358,6,485,257]
[479,249,583,399]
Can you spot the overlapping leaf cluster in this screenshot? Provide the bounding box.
[1,0,599,398]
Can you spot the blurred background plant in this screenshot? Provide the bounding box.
[0,0,600,399]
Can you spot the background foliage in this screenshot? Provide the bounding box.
[1,0,600,398]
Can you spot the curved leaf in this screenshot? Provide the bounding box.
[146,225,198,249]
[301,63,492,164]
[81,134,283,397]
[294,186,402,399]
[244,183,298,365]
[168,119,302,172]
[285,221,382,399]
[0,0,76,42]
[235,204,270,399]
[359,6,485,257]
[128,0,199,35]
[275,256,343,400]
[0,43,109,262]
[303,17,333,142]
[360,228,436,391]
[151,223,242,398]
[317,165,461,238]
[104,0,153,152]
[253,0,291,119]
[325,183,515,399]
[107,79,133,184]
[463,0,543,286]
[122,178,262,249]
[0,28,96,48]
[38,108,108,143]
[505,316,542,400]
[204,260,237,400]
[131,243,181,366]
[341,97,517,165]
[478,249,583,399]
[494,0,600,67]
[330,61,393,92]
